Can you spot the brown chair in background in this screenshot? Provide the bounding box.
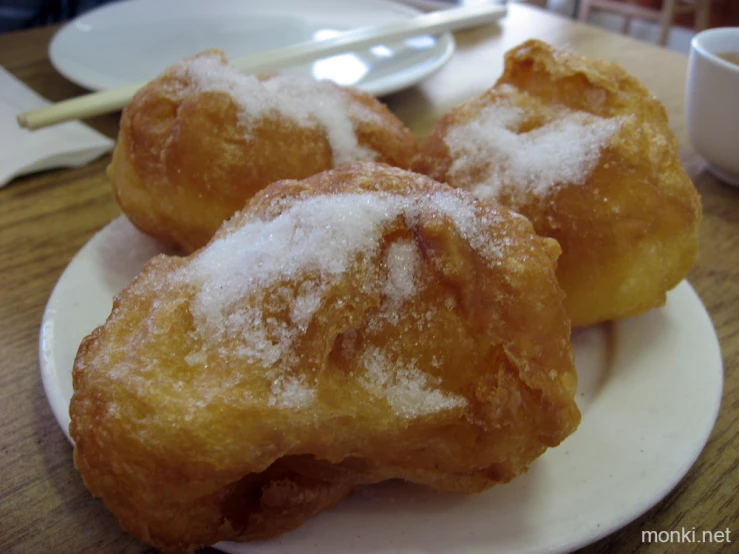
[578,0,712,46]
[522,0,549,7]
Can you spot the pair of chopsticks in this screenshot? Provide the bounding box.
[17,3,506,130]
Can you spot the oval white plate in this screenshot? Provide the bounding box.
[48,0,477,96]
[40,216,723,554]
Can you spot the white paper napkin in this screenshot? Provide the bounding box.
[0,65,115,188]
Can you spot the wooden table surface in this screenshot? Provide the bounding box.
[0,4,736,553]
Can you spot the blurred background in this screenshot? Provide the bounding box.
[550,0,739,53]
[0,0,115,32]
[1,0,737,55]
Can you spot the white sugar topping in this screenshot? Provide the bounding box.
[444,94,623,200]
[183,193,403,347]
[173,52,380,165]
[267,371,315,409]
[383,239,420,304]
[179,190,507,357]
[360,347,467,417]
[176,189,508,411]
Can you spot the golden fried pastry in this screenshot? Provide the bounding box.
[71,163,580,553]
[413,39,701,327]
[108,50,419,253]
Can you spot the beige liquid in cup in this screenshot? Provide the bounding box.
[716,51,739,66]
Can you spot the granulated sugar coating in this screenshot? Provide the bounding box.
[360,347,467,417]
[181,193,400,369]
[266,370,315,410]
[383,239,420,305]
[176,187,516,412]
[171,52,379,165]
[444,92,623,200]
[179,190,509,356]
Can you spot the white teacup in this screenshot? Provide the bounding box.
[685,27,739,187]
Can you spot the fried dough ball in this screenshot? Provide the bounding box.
[71,163,580,553]
[412,40,701,327]
[108,50,419,253]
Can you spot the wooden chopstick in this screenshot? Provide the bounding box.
[16,3,506,130]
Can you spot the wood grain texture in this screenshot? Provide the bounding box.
[0,4,736,553]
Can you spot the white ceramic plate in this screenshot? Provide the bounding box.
[48,0,481,97]
[40,216,723,554]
